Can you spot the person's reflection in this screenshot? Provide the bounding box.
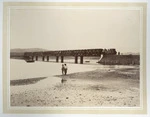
[61,78,67,84]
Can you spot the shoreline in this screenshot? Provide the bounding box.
[10,66,140,107]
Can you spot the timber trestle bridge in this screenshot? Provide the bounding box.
[24,48,117,64]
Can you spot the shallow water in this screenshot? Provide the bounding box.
[10,59,96,80]
[10,59,136,80]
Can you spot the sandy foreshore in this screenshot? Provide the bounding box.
[10,66,140,107]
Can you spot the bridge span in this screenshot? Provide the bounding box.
[24,48,117,64]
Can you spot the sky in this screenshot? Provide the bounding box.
[10,7,140,53]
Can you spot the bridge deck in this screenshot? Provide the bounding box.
[24,48,116,57]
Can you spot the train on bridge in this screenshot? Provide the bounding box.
[24,48,117,64]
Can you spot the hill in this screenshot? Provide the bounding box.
[10,48,48,53]
[10,48,48,59]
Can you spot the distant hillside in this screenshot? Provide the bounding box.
[10,48,48,53]
[10,48,48,59]
[121,52,140,55]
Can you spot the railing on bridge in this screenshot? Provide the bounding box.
[24,48,117,64]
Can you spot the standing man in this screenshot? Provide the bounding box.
[64,64,68,75]
[61,64,65,75]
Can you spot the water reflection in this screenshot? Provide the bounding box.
[61,78,67,84]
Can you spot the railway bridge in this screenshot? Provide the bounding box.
[24,48,117,64]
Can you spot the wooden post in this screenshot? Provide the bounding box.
[56,56,59,62]
[75,56,78,64]
[42,56,45,61]
[80,56,83,64]
[36,56,38,61]
[61,56,64,63]
[32,56,34,60]
[47,56,49,61]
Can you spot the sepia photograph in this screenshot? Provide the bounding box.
[2,2,147,114]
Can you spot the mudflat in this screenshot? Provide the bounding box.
[10,66,139,107]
